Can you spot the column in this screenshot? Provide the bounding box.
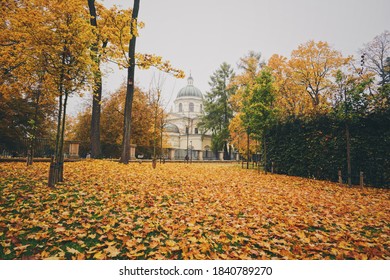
[69,143,79,158]
[130,144,137,160]
[198,150,203,161]
[168,148,176,160]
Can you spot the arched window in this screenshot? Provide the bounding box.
[189,102,194,112]
[179,103,183,112]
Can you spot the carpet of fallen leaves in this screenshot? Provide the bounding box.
[0,161,389,260]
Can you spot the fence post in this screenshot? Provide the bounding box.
[338,170,342,184]
[271,161,274,173]
[360,171,364,187]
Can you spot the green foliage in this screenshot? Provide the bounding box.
[333,69,373,120]
[266,111,390,188]
[241,68,276,138]
[0,94,54,156]
[201,63,235,157]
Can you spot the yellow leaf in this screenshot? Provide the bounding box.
[93,251,106,260]
[54,227,66,233]
[66,247,80,255]
[165,240,176,247]
[105,246,120,258]
[107,232,115,241]
[188,237,197,243]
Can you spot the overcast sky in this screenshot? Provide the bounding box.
[69,0,390,115]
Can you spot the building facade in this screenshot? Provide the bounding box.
[165,75,216,160]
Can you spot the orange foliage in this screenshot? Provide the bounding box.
[1,161,389,260]
[72,84,161,148]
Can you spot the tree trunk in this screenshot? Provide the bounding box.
[54,91,63,166]
[58,89,69,182]
[90,74,102,158]
[88,0,102,158]
[246,130,250,169]
[223,140,229,160]
[120,0,140,164]
[152,101,158,166]
[160,114,163,163]
[27,87,42,166]
[48,47,66,187]
[49,92,62,188]
[345,121,352,187]
[263,133,267,174]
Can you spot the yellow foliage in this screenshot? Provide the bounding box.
[268,54,316,118]
[1,161,389,260]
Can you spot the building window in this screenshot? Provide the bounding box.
[189,102,194,112]
[179,103,182,112]
[185,127,189,134]
[195,127,198,134]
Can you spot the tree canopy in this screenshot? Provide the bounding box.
[201,62,235,159]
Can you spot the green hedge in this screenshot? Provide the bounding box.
[266,110,390,188]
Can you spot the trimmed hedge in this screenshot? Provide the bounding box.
[266,110,390,188]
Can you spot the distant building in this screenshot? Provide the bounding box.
[164,75,214,160]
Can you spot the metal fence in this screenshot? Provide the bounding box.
[1,138,77,158]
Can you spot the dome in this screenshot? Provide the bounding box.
[177,75,203,99]
[164,123,180,133]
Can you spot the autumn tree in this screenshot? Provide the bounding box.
[1,0,98,179]
[111,1,184,163]
[229,52,263,162]
[87,0,104,159]
[289,40,349,110]
[0,0,59,162]
[87,1,136,159]
[333,60,374,187]
[268,54,315,119]
[117,0,140,164]
[378,57,390,109]
[0,0,33,93]
[72,84,160,158]
[360,30,390,110]
[37,0,96,186]
[360,30,390,87]
[202,62,235,159]
[147,74,170,167]
[241,68,276,172]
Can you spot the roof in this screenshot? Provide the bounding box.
[176,75,203,99]
[164,123,180,133]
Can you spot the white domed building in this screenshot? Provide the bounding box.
[164,75,214,160]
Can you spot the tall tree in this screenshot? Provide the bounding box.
[202,62,235,159]
[334,63,373,187]
[1,0,95,175]
[360,30,390,87]
[40,0,96,186]
[72,84,159,157]
[229,52,262,160]
[120,0,140,164]
[268,54,315,118]
[88,0,104,158]
[241,68,276,172]
[289,40,349,110]
[117,1,184,163]
[87,1,133,158]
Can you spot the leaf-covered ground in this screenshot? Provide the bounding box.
[0,161,389,259]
